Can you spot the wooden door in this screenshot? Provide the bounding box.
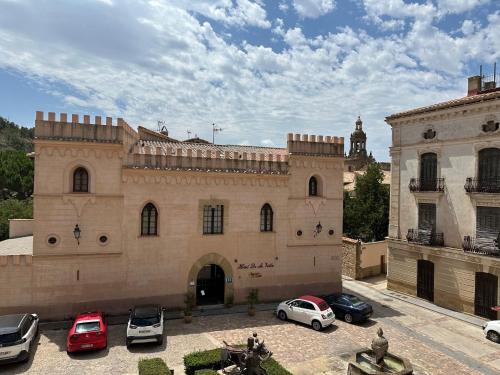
[417,260,434,302]
[475,272,498,320]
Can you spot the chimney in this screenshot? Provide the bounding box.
[467,75,481,96]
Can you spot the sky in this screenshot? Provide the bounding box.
[0,0,499,160]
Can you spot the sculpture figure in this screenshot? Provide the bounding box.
[371,327,389,365]
[221,332,273,375]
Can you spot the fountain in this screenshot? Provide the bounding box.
[347,328,413,375]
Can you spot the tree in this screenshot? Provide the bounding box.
[0,150,34,199]
[0,198,33,241]
[0,116,34,152]
[343,163,389,242]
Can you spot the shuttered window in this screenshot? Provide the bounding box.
[478,148,500,186]
[420,153,437,191]
[476,207,500,243]
[418,203,436,232]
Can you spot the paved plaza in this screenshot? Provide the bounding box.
[2,278,500,374]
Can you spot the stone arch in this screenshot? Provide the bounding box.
[187,253,234,306]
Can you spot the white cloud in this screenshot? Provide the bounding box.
[292,0,335,19]
[279,1,289,12]
[461,19,478,35]
[437,0,490,15]
[0,1,498,160]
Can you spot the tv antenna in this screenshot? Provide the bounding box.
[212,123,223,144]
[187,129,192,139]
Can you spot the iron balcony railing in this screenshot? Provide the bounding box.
[406,228,444,246]
[464,177,500,193]
[463,235,500,256]
[409,178,445,192]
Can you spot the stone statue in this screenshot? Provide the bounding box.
[371,327,389,365]
[221,332,273,375]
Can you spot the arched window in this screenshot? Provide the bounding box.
[260,204,273,232]
[309,176,318,196]
[73,167,89,193]
[141,203,158,236]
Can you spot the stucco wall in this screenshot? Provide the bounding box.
[9,219,34,239]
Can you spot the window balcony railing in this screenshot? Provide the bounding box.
[463,235,500,256]
[464,177,500,193]
[406,228,444,246]
[409,178,445,192]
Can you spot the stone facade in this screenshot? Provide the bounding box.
[0,111,345,319]
[386,76,500,318]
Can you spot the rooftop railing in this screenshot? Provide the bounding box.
[464,177,500,193]
[409,178,445,192]
[406,228,444,246]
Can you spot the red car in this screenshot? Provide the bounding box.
[66,311,107,353]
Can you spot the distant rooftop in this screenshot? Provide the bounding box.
[0,236,33,256]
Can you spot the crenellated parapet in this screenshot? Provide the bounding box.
[34,111,139,145]
[287,133,344,157]
[126,144,289,175]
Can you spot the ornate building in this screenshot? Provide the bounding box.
[0,111,345,319]
[344,116,375,172]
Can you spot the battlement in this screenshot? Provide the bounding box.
[0,254,32,267]
[126,144,289,175]
[286,133,344,156]
[34,111,139,145]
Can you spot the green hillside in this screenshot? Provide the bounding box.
[0,116,34,152]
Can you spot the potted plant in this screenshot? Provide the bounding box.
[225,293,234,308]
[247,288,259,316]
[184,292,195,324]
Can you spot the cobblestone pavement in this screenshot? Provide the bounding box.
[3,278,500,374]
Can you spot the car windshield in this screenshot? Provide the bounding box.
[131,307,160,326]
[0,332,21,344]
[131,316,160,326]
[345,295,365,307]
[75,321,100,333]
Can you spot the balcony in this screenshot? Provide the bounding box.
[463,235,500,256]
[464,177,500,193]
[406,228,444,246]
[409,178,445,192]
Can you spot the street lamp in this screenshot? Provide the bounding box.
[313,221,322,237]
[73,224,81,245]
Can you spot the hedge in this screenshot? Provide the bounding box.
[194,370,219,375]
[184,348,291,375]
[138,358,171,375]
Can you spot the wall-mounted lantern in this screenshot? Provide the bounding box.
[73,224,81,245]
[313,221,322,237]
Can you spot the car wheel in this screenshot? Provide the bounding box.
[344,313,353,324]
[126,338,132,348]
[157,336,163,346]
[487,330,500,343]
[311,320,322,331]
[278,311,287,321]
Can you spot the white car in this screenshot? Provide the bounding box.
[126,305,164,347]
[0,313,39,364]
[483,320,500,343]
[276,295,335,331]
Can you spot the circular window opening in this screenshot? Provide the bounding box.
[48,237,57,245]
[328,229,334,236]
[99,235,108,244]
[296,230,302,237]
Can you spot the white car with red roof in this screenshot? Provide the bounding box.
[276,295,335,331]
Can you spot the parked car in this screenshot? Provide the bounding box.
[0,313,39,364]
[66,311,107,353]
[126,305,164,347]
[321,293,373,323]
[483,320,500,343]
[276,295,335,331]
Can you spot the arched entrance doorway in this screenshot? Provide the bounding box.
[196,264,225,305]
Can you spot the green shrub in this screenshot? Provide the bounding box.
[138,358,171,375]
[184,348,223,375]
[194,370,219,375]
[184,348,291,375]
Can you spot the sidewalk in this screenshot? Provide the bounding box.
[342,275,488,327]
[39,302,278,331]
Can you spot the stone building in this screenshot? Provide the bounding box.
[0,111,345,319]
[386,74,500,319]
[344,116,375,172]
